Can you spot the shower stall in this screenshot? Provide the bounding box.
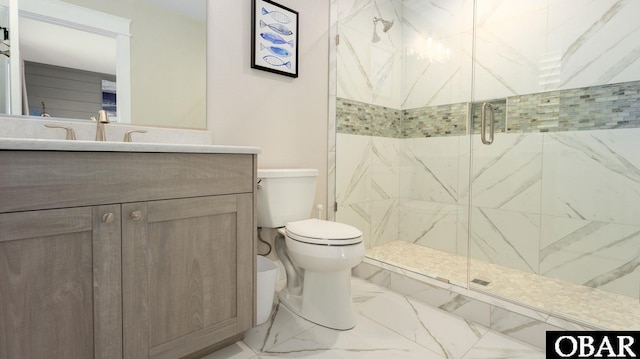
[333,0,640,331]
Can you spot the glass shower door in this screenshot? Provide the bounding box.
[468,0,640,328]
[334,0,474,289]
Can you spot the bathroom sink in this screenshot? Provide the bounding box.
[0,138,261,154]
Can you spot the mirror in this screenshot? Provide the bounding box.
[2,0,206,129]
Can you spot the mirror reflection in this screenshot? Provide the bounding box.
[2,0,206,130]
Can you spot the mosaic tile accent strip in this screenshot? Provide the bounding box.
[509,81,640,132]
[470,99,507,135]
[404,102,468,138]
[336,98,402,138]
[337,81,640,138]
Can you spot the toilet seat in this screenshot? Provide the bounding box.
[285,219,362,246]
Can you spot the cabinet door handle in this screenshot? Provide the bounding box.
[130,210,143,221]
[102,212,115,223]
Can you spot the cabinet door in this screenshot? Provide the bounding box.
[123,194,254,359]
[0,205,122,359]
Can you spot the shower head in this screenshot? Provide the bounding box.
[373,17,394,32]
[372,23,381,43]
[371,17,394,43]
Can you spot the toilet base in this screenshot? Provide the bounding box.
[278,270,356,330]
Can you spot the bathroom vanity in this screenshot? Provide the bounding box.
[0,140,259,359]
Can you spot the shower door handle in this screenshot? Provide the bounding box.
[481,102,495,145]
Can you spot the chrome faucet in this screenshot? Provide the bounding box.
[93,110,110,141]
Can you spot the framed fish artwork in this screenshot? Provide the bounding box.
[251,0,299,78]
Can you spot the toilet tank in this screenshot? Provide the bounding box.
[257,168,318,228]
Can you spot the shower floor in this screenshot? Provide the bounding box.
[366,240,640,330]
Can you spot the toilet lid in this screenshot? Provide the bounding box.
[285,219,363,245]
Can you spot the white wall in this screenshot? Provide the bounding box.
[207,0,331,217]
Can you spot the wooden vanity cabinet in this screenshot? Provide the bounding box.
[0,150,257,359]
[0,205,122,359]
[122,194,254,359]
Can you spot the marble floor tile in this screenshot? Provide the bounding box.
[243,303,316,353]
[259,314,444,358]
[350,275,389,305]
[356,291,488,359]
[460,331,545,359]
[201,341,257,359]
[206,277,542,359]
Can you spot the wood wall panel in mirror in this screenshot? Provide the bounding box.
[2,0,206,130]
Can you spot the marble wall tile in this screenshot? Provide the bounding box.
[402,1,474,108]
[337,0,403,109]
[390,274,491,328]
[340,127,640,300]
[457,204,471,257]
[398,200,458,254]
[352,261,392,289]
[371,137,401,200]
[540,215,640,298]
[329,0,338,98]
[336,133,372,205]
[470,207,541,274]
[471,133,543,214]
[402,38,473,109]
[457,137,472,257]
[359,257,458,292]
[490,307,562,349]
[540,128,640,226]
[336,133,401,248]
[400,136,461,203]
[473,1,548,101]
[545,314,602,331]
[370,199,399,247]
[467,290,550,325]
[473,0,640,101]
[546,0,640,89]
[338,202,372,248]
[388,271,452,298]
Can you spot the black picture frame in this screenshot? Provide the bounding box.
[251,0,299,78]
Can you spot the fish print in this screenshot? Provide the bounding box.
[261,7,292,24]
[260,43,291,57]
[259,20,293,36]
[260,32,294,47]
[262,55,291,69]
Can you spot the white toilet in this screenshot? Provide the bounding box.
[257,168,364,330]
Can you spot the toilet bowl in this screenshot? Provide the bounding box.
[278,219,364,330]
[257,169,364,330]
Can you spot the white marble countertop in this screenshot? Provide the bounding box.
[0,138,261,154]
